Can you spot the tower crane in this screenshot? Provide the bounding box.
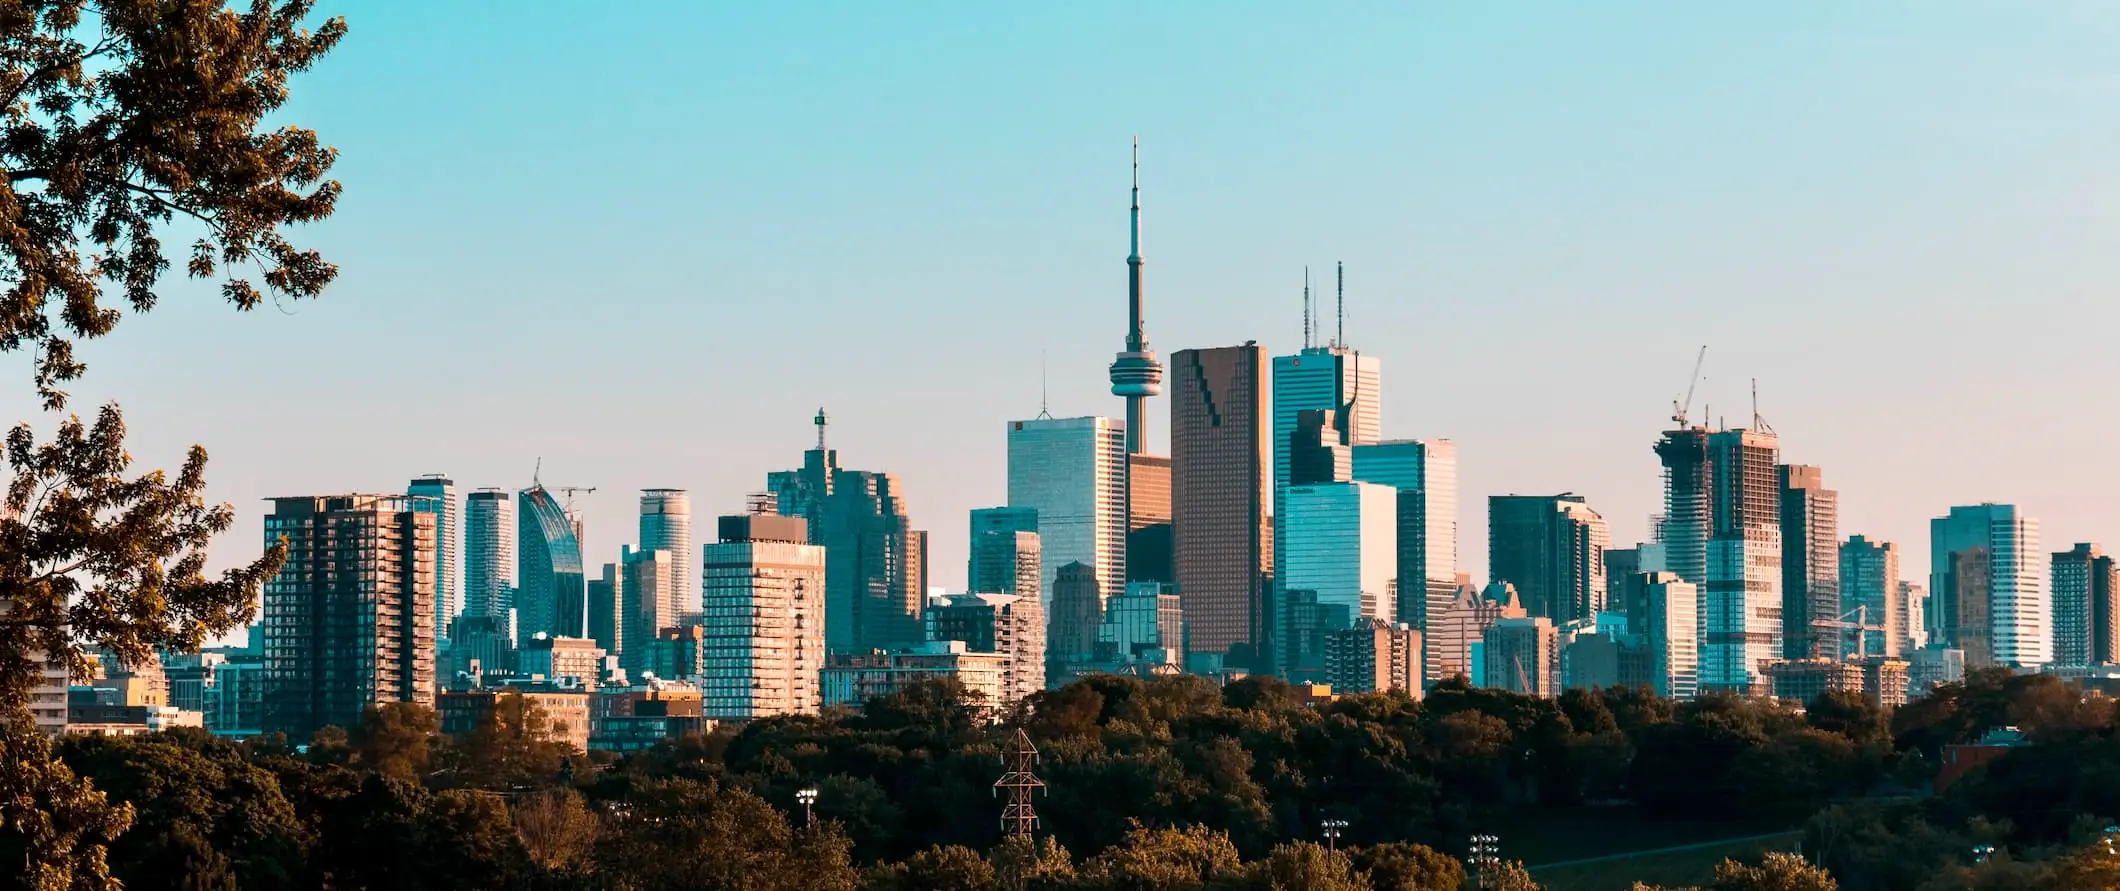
[1672,345,1707,428]
[1821,604,1889,660]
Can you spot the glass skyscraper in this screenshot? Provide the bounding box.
[1931,503,2047,669]
[1006,416,1127,612]
[1486,493,1608,625]
[407,476,456,642]
[1275,481,1396,681]
[638,489,692,620]
[517,483,587,645]
[1352,439,1458,633]
[1839,535,1900,658]
[463,489,514,622]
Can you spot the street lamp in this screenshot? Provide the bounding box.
[1972,845,1995,865]
[1468,835,1502,890]
[796,787,819,829]
[1320,819,1348,853]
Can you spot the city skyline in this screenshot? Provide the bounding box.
[27,5,2120,623]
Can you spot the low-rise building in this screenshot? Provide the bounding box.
[821,641,1007,711]
[1763,658,1863,705]
[437,685,592,754]
[591,681,709,752]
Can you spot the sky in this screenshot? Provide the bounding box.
[14,2,2120,630]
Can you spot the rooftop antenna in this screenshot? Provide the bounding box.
[813,408,829,451]
[1752,378,1776,434]
[1037,352,1053,420]
[1335,260,1345,349]
[1302,266,1312,350]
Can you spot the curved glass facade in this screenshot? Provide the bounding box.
[517,484,586,645]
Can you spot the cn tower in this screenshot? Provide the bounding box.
[1109,138,1162,454]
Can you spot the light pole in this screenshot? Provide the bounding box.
[1468,834,1501,889]
[797,787,819,829]
[1320,819,1348,854]
[1972,845,1995,865]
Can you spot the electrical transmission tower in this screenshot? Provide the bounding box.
[994,728,1045,836]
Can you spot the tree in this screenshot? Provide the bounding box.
[1351,842,1464,891]
[513,787,597,873]
[352,702,439,781]
[1078,822,1248,891]
[1700,853,1837,891]
[1258,841,1366,891]
[863,844,992,891]
[990,834,1075,891]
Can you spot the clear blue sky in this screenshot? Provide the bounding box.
[17,2,2120,615]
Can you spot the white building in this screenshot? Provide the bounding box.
[463,489,515,621]
[1931,504,2047,669]
[821,642,1008,711]
[1643,572,1699,700]
[926,592,1045,706]
[1351,439,1459,631]
[1006,416,1127,612]
[1703,529,1781,693]
[638,490,693,620]
[701,513,824,719]
[1276,481,1397,680]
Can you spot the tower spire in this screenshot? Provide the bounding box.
[1109,137,1163,455]
[1335,260,1345,349]
[813,408,829,451]
[1302,266,1312,350]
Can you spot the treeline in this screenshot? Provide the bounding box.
[13,669,2120,890]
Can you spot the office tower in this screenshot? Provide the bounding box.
[768,409,838,544]
[621,548,677,677]
[1126,454,1173,583]
[702,512,824,719]
[1327,619,1422,696]
[1839,536,1901,658]
[1287,409,1352,486]
[261,495,437,738]
[1109,138,1163,456]
[1658,427,1782,692]
[517,483,587,644]
[1487,494,1609,624]
[1931,504,2047,669]
[1604,544,1667,619]
[639,489,693,619]
[926,592,1046,706]
[1642,572,1699,700]
[1276,481,1397,680]
[1271,341,1381,506]
[408,475,457,641]
[1779,466,1840,660]
[1482,617,1560,697]
[1006,416,1127,615]
[1429,580,1526,683]
[463,489,514,620]
[1049,562,1103,662]
[587,563,621,657]
[968,507,1041,595]
[1352,439,1459,632]
[1171,343,1273,668]
[1098,581,1184,665]
[1897,582,1928,653]
[822,470,927,654]
[2052,544,2120,666]
[1703,528,1782,694]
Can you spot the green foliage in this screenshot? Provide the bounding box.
[0,720,131,891]
[1351,842,1464,891]
[1258,840,1366,891]
[353,702,439,780]
[1077,822,1249,891]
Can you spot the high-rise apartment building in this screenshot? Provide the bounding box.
[1932,504,2047,669]
[638,490,693,620]
[1779,466,1840,660]
[1007,416,1128,613]
[926,592,1046,706]
[1326,619,1422,696]
[463,489,514,620]
[1839,536,1900,658]
[702,512,824,719]
[1897,582,1928,654]
[1487,494,1609,624]
[1703,528,1782,694]
[2052,544,2119,667]
[587,562,621,658]
[261,494,437,739]
[518,483,587,645]
[1483,617,1560,697]
[1641,572,1699,700]
[1603,544,1667,619]
[408,476,456,642]
[621,548,677,677]
[1352,439,1459,632]
[1660,427,1782,692]
[1276,481,1397,680]
[1171,344,1273,669]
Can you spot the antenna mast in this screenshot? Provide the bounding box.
[1302,267,1312,350]
[1335,261,1345,348]
[1038,352,1053,420]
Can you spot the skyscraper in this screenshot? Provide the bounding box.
[968,507,1040,594]
[1603,544,1667,619]
[2051,543,2118,667]
[1171,344,1272,668]
[463,488,514,621]
[1704,527,1782,694]
[1272,345,1380,503]
[639,489,693,620]
[1932,504,2047,669]
[1049,562,1103,663]
[1326,619,1422,696]
[1779,466,1840,660]
[408,475,456,642]
[1642,572,1699,700]
[1896,581,1928,654]
[517,483,587,644]
[1487,494,1609,624]
[1839,535,1901,658]
[1109,138,1163,457]
[261,494,437,738]
[702,512,824,719]
[621,548,677,677]
[1276,481,1397,681]
[1660,426,1783,692]
[1006,416,1127,612]
[1126,453,1173,583]
[769,413,928,654]
[1352,439,1459,632]
[587,562,621,658]
[926,592,1046,706]
[1483,617,1560,697]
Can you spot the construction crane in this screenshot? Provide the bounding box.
[1821,605,1889,660]
[1671,345,1707,428]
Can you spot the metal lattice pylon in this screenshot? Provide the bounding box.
[993,727,1045,836]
